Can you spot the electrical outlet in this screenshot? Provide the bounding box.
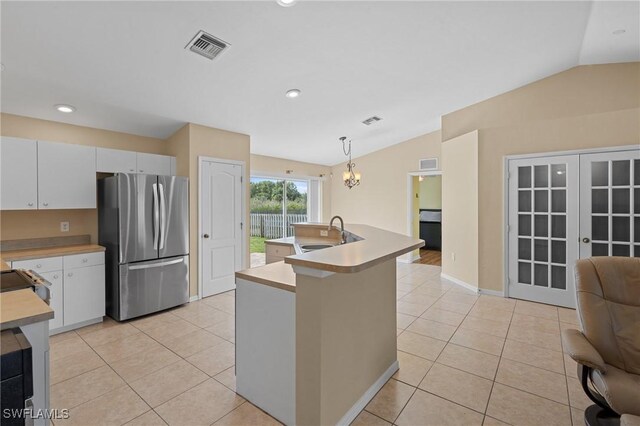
[451,252,456,262]
[60,221,70,232]
[320,230,329,237]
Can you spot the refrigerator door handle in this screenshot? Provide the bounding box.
[159,183,167,250]
[152,183,159,250]
[128,258,184,270]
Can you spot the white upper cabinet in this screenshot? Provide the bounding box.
[0,137,38,210]
[37,141,97,209]
[137,152,171,175]
[96,148,137,173]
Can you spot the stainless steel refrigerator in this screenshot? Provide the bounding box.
[98,173,189,321]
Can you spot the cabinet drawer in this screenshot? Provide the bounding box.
[265,244,294,258]
[12,256,63,273]
[64,252,104,269]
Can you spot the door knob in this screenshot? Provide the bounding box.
[203,234,210,239]
[582,237,591,243]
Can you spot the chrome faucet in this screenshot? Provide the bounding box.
[329,215,346,244]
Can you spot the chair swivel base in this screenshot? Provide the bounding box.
[585,404,620,426]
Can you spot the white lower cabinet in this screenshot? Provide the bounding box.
[39,270,64,330]
[12,252,105,334]
[63,264,105,326]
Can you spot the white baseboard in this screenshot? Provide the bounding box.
[189,295,200,302]
[478,288,505,297]
[337,360,399,426]
[440,273,479,294]
[397,253,420,264]
[50,317,102,335]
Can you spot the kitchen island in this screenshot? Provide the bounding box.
[235,223,423,426]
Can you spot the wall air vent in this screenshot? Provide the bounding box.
[186,30,229,60]
[419,158,439,171]
[361,116,382,126]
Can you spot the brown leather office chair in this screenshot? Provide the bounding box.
[562,257,640,426]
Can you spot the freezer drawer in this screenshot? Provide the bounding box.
[118,255,189,320]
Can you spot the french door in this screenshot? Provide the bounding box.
[508,156,579,308]
[579,151,640,258]
[507,148,639,308]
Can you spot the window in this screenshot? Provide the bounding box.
[249,176,321,253]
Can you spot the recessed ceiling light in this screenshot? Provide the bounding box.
[55,104,76,113]
[613,29,626,35]
[285,89,301,98]
[277,0,297,7]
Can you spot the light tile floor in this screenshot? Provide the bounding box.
[49,263,587,425]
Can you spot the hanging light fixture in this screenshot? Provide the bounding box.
[339,136,361,189]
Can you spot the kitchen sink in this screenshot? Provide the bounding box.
[300,244,335,252]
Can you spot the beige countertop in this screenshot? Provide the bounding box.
[236,261,296,293]
[1,244,105,263]
[0,260,11,272]
[0,289,54,330]
[264,237,296,246]
[237,224,423,291]
[284,224,423,273]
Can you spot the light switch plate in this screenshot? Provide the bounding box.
[320,230,329,237]
[60,221,70,232]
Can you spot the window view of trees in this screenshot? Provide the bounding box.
[250,178,309,255]
[250,179,307,213]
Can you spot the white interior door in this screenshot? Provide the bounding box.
[201,160,243,297]
[579,150,640,258]
[508,155,579,308]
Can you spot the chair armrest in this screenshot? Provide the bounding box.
[561,329,607,373]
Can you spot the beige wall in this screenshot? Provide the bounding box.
[442,62,640,141]
[296,259,396,425]
[186,123,251,296]
[0,113,167,243]
[251,154,332,221]
[441,62,640,292]
[441,131,479,288]
[418,175,442,209]
[330,131,442,236]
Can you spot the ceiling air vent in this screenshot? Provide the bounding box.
[362,116,382,126]
[419,158,439,171]
[186,30,229,60]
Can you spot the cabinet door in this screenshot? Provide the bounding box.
[0,137,38,210]
[38,141,97,209]
[170,157,177,176]
[63,264,105,325]
[39,271,64,330]
[136,153,171,175]
[96,148,137,173]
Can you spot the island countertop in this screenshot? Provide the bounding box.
[0,289,54,330]
[284,224,424,273]
[236,261,296,292]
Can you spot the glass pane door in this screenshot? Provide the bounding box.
[508,155,579,308]
[580,150,640,258]
[284,180,308,237]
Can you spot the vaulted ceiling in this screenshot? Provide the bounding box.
[1,1,638,165]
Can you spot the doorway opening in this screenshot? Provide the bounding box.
[407,171,442,266]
